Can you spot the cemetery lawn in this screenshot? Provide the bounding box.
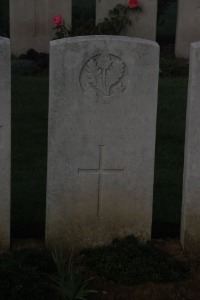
[153,77,188,238]
[11,75,188,239]
[11,75,49,238]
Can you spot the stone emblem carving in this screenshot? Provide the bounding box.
[80,50,127,97]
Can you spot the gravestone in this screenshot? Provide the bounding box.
[96,0,157,40]
[46,36,159,249]
[175,0,200,58]
[9,0,71,55]
[181,42,200,253]
[0,37,11,251]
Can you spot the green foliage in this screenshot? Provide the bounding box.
[152,77,188,236]
[11,49,49,77]
[160,57,189,77]
[11,76,49,238]
[82,235,189,285]
[50,249,97,300]
[53,23,71,39]
[95,4,132,35]
[11,59,36,75]
[18,49,49,74]
[71,19,96,36]
[54,4,141,37]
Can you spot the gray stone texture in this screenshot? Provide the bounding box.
[10,0,72,55]
[46,36,159,249]
[0,37,11,251]
[181,42,200,254]
[175,0,200,58]
[96,0,157,40]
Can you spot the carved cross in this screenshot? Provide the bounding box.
[0,125,2,147]
[78,145,124,217]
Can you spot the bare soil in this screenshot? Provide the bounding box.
[13,238,200,300]
[84,239,200,300]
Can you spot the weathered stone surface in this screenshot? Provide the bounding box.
[9,0,71,55]
[175,0,200,58]
[96,0,157,40]
[46,36,159,249]
[0,37,11,251]
[181,42,200,254]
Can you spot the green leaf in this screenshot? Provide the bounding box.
[50,248,98,300]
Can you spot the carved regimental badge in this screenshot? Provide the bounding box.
[80,50,127,97]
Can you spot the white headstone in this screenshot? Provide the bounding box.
[96,0,157,40]
[46,36,159,249]
[181,42,200,253]
[9,0,72,55]
[0,37,11,251]
[175,0,200,58]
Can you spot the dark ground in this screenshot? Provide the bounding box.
[11,238,200,300]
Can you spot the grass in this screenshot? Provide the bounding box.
[11,74,188,239]
[152,77,188,237]
[11,75,49,238]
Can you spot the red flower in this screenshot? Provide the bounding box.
[53,14,64,26]
[128,0,139,8]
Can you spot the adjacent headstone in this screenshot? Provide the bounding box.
[175,0,200,58]
[0,37,11,251]
[10,0,157,55]
[46,36,159,249]
[9,0,72,55]
[96,0,157,40]
[181,42,200,254]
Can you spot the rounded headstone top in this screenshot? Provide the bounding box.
[0,37,10,45]
[50,35,159,49]
[191,41,200,49]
